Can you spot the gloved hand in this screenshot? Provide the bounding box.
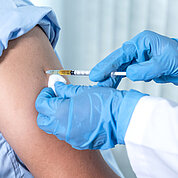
[89,30,178,87]
[35,82,147,150]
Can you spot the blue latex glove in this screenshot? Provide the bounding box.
[35,82,147,150]
[90,30,178,87]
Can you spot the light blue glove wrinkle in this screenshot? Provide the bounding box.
[0,0,60,57]
[90,30,178,86]
[36,82,148,150]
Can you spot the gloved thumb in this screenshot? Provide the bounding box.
[55,82,91,98]
[126,59,162,81]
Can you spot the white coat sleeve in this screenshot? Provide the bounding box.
[124,96,178,178]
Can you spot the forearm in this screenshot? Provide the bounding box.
[0,27,119,177]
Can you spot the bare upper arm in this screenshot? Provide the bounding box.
[0,27,119,177]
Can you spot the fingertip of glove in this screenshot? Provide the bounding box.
[126,65,139,81]
[37,88,55,101]
[89,70,98,81]
[41,87,53,92]
[89,70,107,82]
[54,81,71,94]
[54,81,65,88]
[40,87,56,97]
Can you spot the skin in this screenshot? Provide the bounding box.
[0,26,119,178]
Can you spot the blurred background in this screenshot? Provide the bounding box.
[31,0,178,177]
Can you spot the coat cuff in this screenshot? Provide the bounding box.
[117,90,148,144]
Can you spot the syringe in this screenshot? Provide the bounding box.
[46,69,126,77]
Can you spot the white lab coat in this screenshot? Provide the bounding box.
[125,96,178,178]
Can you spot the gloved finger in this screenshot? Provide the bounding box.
[126,58,163,81]
[89,43,136,82]
[97,76,123,88]
[55,81,92,98]
[154,76,178,85]
[37,87,56,99]
[35,88,62,116]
